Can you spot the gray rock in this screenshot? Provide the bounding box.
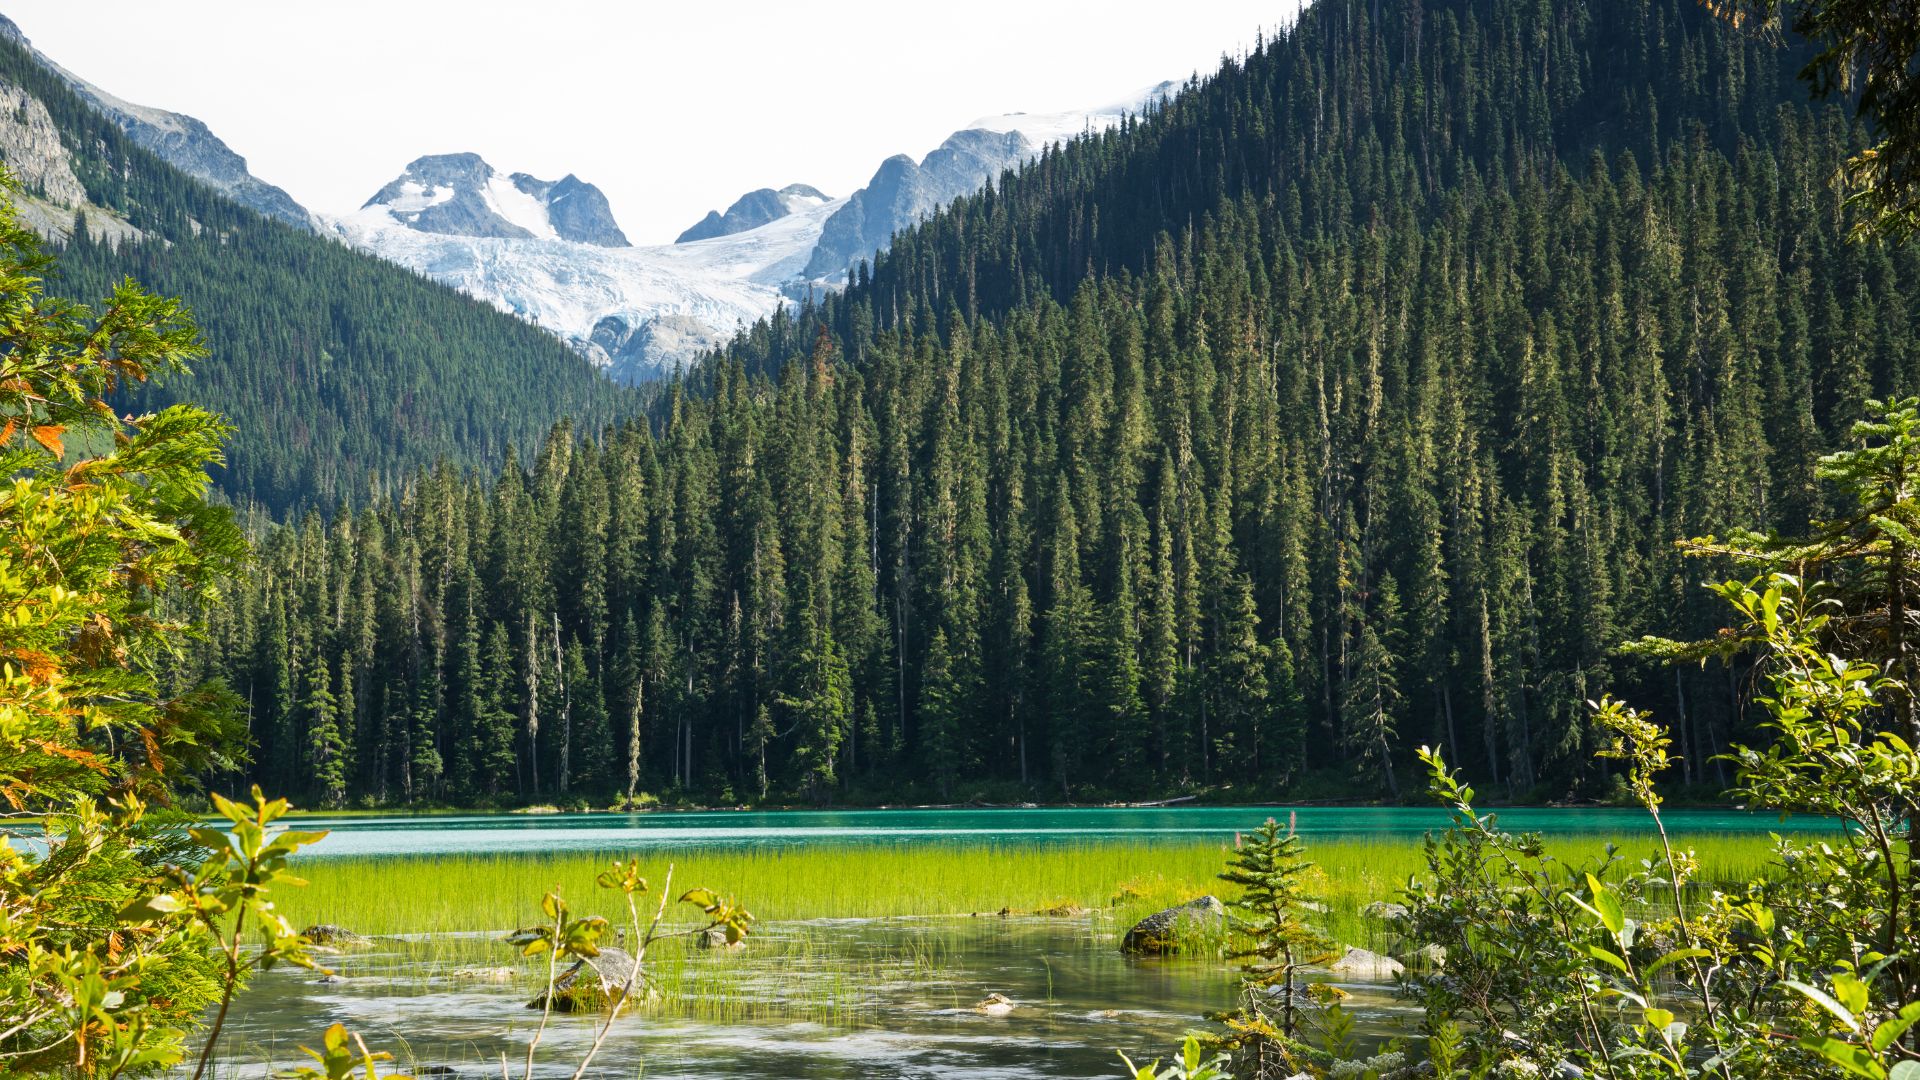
[365,154,532,240]
[1327,945,1405,980]
[694,927,745,951]
[0,80,85,208]
[529,947,639,1012]
[1401,942,1448,969]
[302,924,371,950]
[1121,895,1229,954]
[802,128,1032,280]
[589,313,729,383]
[512,172,630,247]
[677,184,827,243]
[1361,901,1409,921]
[364,154,629,248]
[0,15,312,230]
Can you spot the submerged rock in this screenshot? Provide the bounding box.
[1327,945,1405,980]
[528,947,639,1012]
[1121,895,1229,954]
[449,966,517,982]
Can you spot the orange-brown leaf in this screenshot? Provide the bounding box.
[31,740,111,774]
[30,424,64,456]
[0,419,14,444]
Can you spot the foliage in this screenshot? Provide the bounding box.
[502,860,751,1080]
[1707,0,1920,242]
[1398,397,1920,1077]
[1206,818,1337,1077]
[0,170,253,1074]
[1120,1035,1233,1080]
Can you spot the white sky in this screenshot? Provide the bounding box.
[3,2,1301,245]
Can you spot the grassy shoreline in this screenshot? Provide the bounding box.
[279,833,1782,949]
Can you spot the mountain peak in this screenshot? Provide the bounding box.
[363,155,628,247]
[676,183,832,244]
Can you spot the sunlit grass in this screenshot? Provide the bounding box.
[279,831,1785,952]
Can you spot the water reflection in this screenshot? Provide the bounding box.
[194,917,1408,1079]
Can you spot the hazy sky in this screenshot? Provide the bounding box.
[5,2,1301,245]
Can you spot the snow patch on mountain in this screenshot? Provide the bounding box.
[326,188,845,382]
[330,80,1174,382]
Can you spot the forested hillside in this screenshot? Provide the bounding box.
[0,33,629,513]
[188,0,1919,807]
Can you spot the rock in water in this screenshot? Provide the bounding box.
[974,992,1016,1016]
[528,947,639,1012]
[302,925,371,951]
[1121,895,1229,954]
[1327,946,1405,979]
[694,927,745,951]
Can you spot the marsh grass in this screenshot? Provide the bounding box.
[280,831,1783,952]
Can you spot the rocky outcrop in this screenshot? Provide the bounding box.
[302,924,371,949]
[802,129,1030,280]
[1327,945,1405,980]
[677,184,828,243]
[0,80,84,207]
[1121,895,1229,954]
[528,947,638,1012]
[366,154,530,240]
[513,172,629,247]
[588,313,729,382]
[0,15,311,231]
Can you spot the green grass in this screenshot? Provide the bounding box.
[278,832,1784,951]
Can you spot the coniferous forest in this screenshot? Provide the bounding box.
[177,0,1920,808]
[0,32,631,517]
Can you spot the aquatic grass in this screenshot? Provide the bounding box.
[279,832,1782,949]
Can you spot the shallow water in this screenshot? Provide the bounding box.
[196,917,1407,1079]
[269,804,1810,859]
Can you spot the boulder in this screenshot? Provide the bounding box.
[528,947,639,1012]
[302,925,371,951]
[1361,901,1409,921]
[1121,895,1229,954]
[974,992,1016,1016]
[1400,943,1448,969]
[694,927,745,951]
[1327,945,1405,980]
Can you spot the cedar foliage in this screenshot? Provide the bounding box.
[190,0,1919,806]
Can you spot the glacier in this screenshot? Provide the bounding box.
[327,81,1178,383]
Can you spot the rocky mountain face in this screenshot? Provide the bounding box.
[0,15,312,231]
[677,184,830,243]
[334,84,1175,381]
[803,128,1030,281]
[0,72,142,245]
[363,153,629,246]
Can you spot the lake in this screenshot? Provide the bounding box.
[178,805,1809,1078]
[275,803,1811,858]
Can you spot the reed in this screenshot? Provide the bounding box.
[277,832,1783,945]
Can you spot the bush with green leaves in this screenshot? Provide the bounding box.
[1398,400,1920,1079]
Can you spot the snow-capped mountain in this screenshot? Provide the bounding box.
[803,81,1181,283]
[329,81,1178,383]
[0,14,311,231]
[678,184,830,244]
[363,154,629,247]
[329,181,844,382]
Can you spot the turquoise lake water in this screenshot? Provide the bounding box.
[277,804,1814,858]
